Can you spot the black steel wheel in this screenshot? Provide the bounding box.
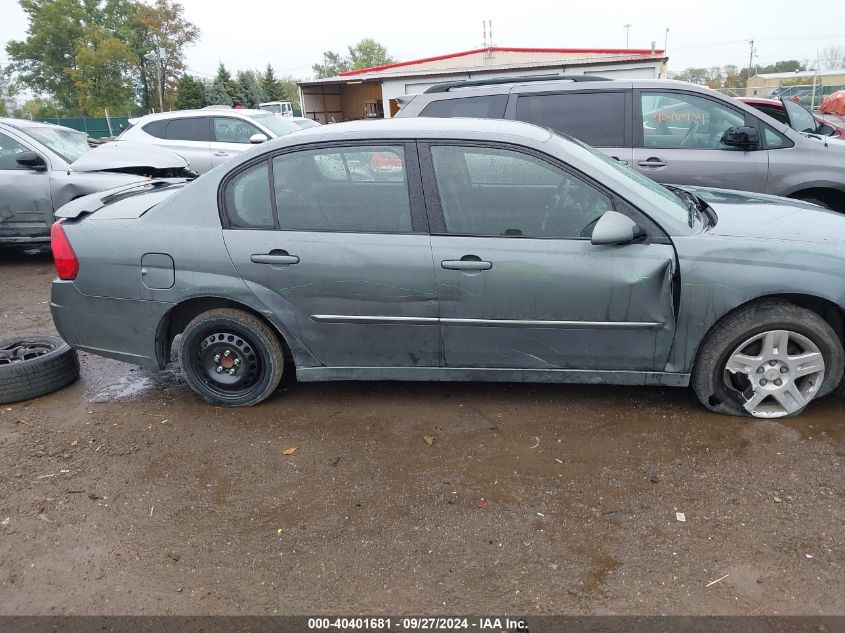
[179,309,285,407]
[0,336,80,404]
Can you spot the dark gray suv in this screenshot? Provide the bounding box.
[396,76,845,211]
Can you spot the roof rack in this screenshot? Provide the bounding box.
[423,74,611,93]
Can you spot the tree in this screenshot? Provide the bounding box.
[13,97,69,120]
[66,24,137,115]
[759,60,804,74]
[819,46,845,71]
[312,39,395,78]
[130,0,200,111]
[313,50,350,79]
[236,70,266,108]
[260,64,281,101]
[205,78,231,106]
[348,38,395,71]
[174,73,205,109]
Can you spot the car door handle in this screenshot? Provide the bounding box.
[213,151,230,157]
[637,157,667,168]
[251,253,300,265]
[611,156,629,165]
[441,256,492,271]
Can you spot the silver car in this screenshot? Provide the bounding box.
[118,109,319,174]
[0,117,193,244]
[50,118,845,418]
[396,77,845,211]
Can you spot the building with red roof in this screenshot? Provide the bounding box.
[298,46,668,123]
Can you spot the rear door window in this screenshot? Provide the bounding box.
[515,92,626,147]
[141,120,167,138]
[272,145,412,233]
[164,117,210,142]
[419,95,508,119]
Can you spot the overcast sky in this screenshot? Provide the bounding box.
[1,0,843,81]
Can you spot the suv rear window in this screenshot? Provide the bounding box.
[419,94,508,119]
[164,117,210,141]
[516,92,626,147]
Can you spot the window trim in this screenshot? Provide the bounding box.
[217,140,427,234]
[417,139,667,242]
[634,89,757,151]
[511,89,633,148]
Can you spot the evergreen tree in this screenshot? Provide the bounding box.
[236,70,266,108]
[260,63,281,101]
[205,78,231,106]
[174,74,206,109]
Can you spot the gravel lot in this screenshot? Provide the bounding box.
[0,247,843,615]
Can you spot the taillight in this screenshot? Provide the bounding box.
[50,220,79,280]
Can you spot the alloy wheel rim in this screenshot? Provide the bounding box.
[0,340,56,366]
[194,330,262,398]
[723,329,825,418]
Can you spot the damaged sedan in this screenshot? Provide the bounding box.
[50,118,845,418]
[0,117,194,244]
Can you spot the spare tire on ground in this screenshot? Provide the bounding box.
[0,336,80,404]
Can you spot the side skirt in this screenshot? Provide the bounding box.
[296,366,690,387]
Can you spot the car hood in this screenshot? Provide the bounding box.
[70,141,190,173]
[682,186,845,248]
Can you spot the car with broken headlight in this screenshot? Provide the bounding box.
[50,118,845,419]
[0,117,194,244]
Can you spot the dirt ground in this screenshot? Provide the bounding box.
[0,247,843,616]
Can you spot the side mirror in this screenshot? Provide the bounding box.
[249,133,268,144]
[816,124,835,137]
[591,211,645,246]
[721,126,760,149]
[16,151,47,170]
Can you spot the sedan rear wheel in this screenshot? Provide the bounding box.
[179,309,285,407]
[693,302,844,418]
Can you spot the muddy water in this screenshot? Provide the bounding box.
[0,248,843,615]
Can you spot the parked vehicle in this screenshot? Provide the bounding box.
[117,109,319,174]
[395,76,845,211]
[738,97,844,138]
[51,118,845,418]
[259,101,294,116]
[0,117,193,245]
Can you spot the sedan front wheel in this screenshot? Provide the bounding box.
[693,302,844,418]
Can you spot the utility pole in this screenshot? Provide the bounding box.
[664,28,669,52]
[623,24,632,48]
[147,46,165,113]
[748,39,755,74]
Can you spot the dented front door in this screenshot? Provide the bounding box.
[432,236,677,370]
[0,130,53,242]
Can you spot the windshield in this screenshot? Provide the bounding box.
[23,126,90,162]
[251,114,316,137]
[781,99,818,134]
[564,135,691,224]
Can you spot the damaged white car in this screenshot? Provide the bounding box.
[0,117,195,244]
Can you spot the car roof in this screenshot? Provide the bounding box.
[416,77,711,95]
[133,109,308,122]
[0,117,79,132]
[264,117,554,145]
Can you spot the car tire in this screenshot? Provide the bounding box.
[179,308,285,407]
[692,301,844,418]
[0,336,80,404]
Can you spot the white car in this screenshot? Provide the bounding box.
[118,109,319,173]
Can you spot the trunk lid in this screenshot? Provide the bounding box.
[55,179,188,220]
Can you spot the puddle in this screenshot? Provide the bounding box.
[90,374,154,402]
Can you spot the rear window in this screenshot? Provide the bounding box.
[516,92,626,147]
[419,94,508,119]
[142,120,167,138]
